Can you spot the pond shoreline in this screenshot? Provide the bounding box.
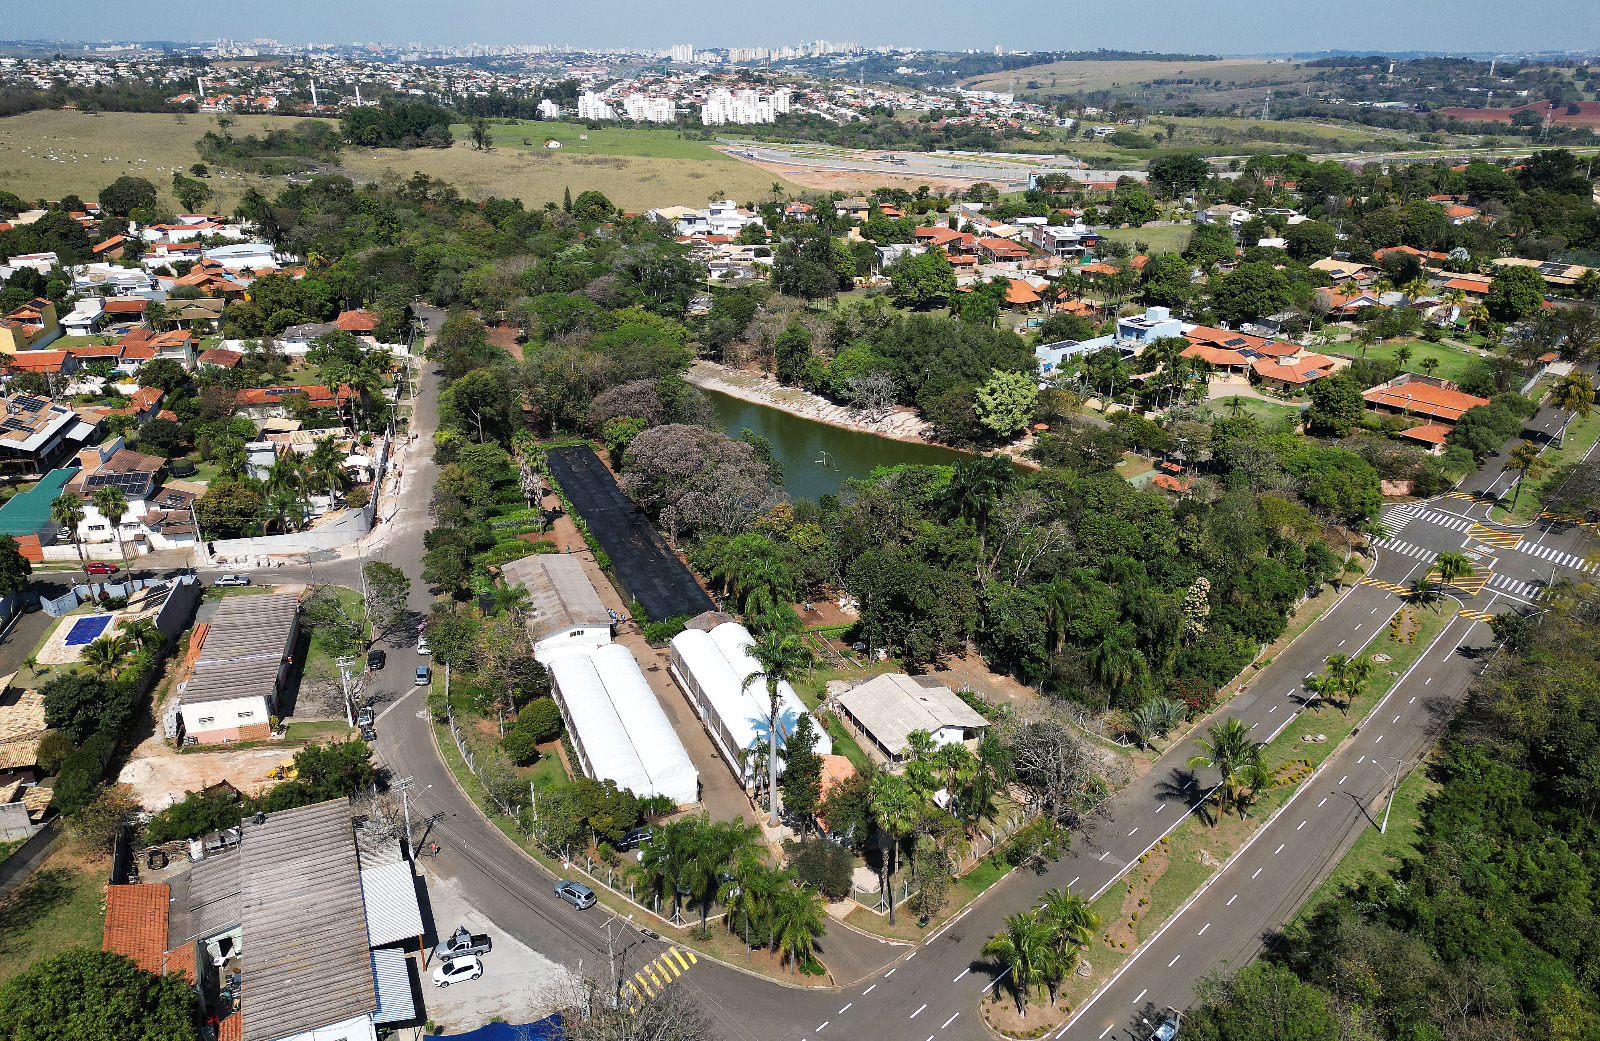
[687,360,947,448]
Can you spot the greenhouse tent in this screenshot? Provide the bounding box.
[669,627,767,786]
[588,644,700,805]
[547,650,653,799]
[709,622,832,756]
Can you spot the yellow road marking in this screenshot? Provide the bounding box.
[635,972,653,997]
[671,948,690,971]
[682,948,697,965]
[659,956,681,978]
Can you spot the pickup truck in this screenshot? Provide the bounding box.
[433,925,492,960]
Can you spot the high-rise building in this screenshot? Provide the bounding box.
[576,92,616,120]
[622,94,675,122]
[670,44,695,63]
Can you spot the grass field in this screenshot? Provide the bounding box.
[0,849,108,984]
[1098,225,1191,254]
[1343,339,1483,383]
[461,121,732,161]
[0,108,799,215]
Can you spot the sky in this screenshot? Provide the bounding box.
[37,0,1600,56]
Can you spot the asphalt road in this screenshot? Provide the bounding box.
[353,336,1596,1041]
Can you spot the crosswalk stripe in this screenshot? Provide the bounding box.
[672,948,691,970]
[683,948,696,965]
[659,956,681,978]
[635,973,653,997]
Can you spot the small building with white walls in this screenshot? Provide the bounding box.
[836,673,989,763]
[502,554,614,663]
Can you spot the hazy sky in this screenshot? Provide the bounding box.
[39,0,1600,55]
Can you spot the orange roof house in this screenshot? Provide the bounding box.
[198,347,244,368]
[813,754,858,837]
[4,350,70,374]
[1363,373,1488,425]
[333,309,381,333]
[103,884,170,974]
[1250,353,1337,390]
[1004,279,1042,307]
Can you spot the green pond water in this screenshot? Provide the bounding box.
[704,387,970,502]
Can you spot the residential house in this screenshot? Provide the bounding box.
[1362,373,1489,439]
[1115,305,1184,346]
[166,298,225,333]
[784,201,816,222]
[874,243,926,271]
[60,297,108,336]
[836,672,989,763]
[1440,275,1493,301]
[1374,245,1449,267]
[199,347,245,370]
[1249,349,1339,393]
[235,384,355,420]
[1309,258,1378,284]
[100,297,149,330]
[334,309,382,335]
[63,440,166,547]
[1180,326,1307,377]
[975,237,1031,264]
[0,299,60,354]
[3,350,74,389]
[834,197,871,219]
[1196,203,1249,226]
[0,394,99,479]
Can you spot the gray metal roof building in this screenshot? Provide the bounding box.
[503,554,611,634]
[195,593,300,665]
[836,673,990,762]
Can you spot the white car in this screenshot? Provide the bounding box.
[416,635,432,656]
[431,955,482,987]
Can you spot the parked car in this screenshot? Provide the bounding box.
[433,925,493,960]
[366,649,386,671]
[554,880,596,910]
[356,706,374,727]
[214,575,250,587]
[359,725,377,743]
[416,635,432,656]
[84,562,117,575]
[617,827,653,851]
[431,955,482,988]
[415,666,432,686]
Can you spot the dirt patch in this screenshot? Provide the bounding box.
[485,323,523,361]
[719,149,978,195]
[117,735,293,810]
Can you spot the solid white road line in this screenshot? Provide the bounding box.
[1226,894,1237,905]
[910,1005,926,1019]
[1318,797,1328,807]
[1274,844,1285,854]
[1069,877,1080,887]
[817,1023,828,1032]
[1100,1025,1115,1038]
[1252,868,1263,878]
[1168,955,1181,967]
[1133,988,1147,1004]
[1297,820,1306,830]
[1339,775,1347,784]
[1198,923,1210,935]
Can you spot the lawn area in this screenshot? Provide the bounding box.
[284,719,356,742]
[1346,339,1481,383]
[1201,394,1305,427]
[0,849,109,984]
[1295,753,1437,922]
[301,586,367,686]
[1495,406,1600,523]
[467,121,733,162]
[1096,225,1191,254]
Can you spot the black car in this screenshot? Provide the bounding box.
[359,726,377,742]
[617,827,653,851]
[367,648,386,671]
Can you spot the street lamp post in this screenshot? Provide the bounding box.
[1377,756,1412,834]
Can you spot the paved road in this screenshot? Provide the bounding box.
[356,339,1597,1040]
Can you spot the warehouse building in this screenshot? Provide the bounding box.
[668,621,829,788]
[502,554,614,662]
[547,644,699,805]
[178,593,300,744]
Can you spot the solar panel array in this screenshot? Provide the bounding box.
[11,396,46,413]
[0,418,30,432]
[86,471,150,492]
[1537,261,1570,276]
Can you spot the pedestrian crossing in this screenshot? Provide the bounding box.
[1460,609,1496,622]
[1514,541,1598,573]
[624,946,697,1001]
[1411,509,1473,533]
[1426,565,1491,596]
[1371,538,1435,562]
[1446,491,1498,506]
[1488,573,1542,600]
[1379,507,1416,536]
[1359,577,1411,593]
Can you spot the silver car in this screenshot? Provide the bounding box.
[554,880,596,910]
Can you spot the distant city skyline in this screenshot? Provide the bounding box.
[23,0,1600,58]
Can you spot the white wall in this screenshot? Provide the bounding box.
[180,695,271,736]
[533,624,612,664]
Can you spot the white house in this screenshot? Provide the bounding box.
[836,672,988,762]
[502,554,615,662]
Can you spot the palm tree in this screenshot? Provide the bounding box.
[1420,356,1441,379]
[263,489,303,535]
[1088,629,1143,706]
[1408,576,1441,613]
[262,453,305,499]
[637,815,698,924]
[1551,371,1595,448]
[981,910,1053,1017]
[306,437,349,500]
[945,455,1015,577]
[1394,344,1414,371]
[1468,304,1494,336]
[91,486,129,572]
[1225,395,1247,419]
[1433,550,1474,591]
[50,494,88,587]
[117,616,165,652]
[1037,887,1100,1001]
[742,632,814,827]
[1372,277,1394,303]
[1187,717,1267,821]
[869,772,922,926]
[1335,655,1376,717]
[1403,278,1430,302]
[81,634,131,677]
[690,818,760,932]
[771,883,827,974]
[719,848,774,953]
[1504,439,1547,512]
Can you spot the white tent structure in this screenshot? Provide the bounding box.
[589,644,700,804]
[669,627,766,785]
[547,650,666,801]
[710,622,832,757]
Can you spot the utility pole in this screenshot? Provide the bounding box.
[1378,756,1411,833]
[396,775,415,854]
[602,919,624,1007]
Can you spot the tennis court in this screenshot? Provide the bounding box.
[545,446,715,623]
[63,615,112,647]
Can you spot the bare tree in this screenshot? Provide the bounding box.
[999,714,1107,827]
[845,372,898,423]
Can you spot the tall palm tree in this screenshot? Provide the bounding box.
[91,486,129,572]
[1394,344,1414,371]
[742,631,814,827]
[1420,356,1441,379]
[1551,371,1595,448]
[1468,304,1494,336]
[1403,278,1430,302]
[718,847,774,954]
[637,815,698,924]
[50,494,88,587]
[81,634,131,677]
[1187,717,1267,821]
[690,817,760,932]
[981,910,1053,1017]
[869,772,922,926]
[1504,439,1547,512]
[1037,887,1100,996]
[263,489,302,535]
[1433,550,1475,591]
[771,883,827,974]
[262,453,305,499]
[1088,629,1143,706]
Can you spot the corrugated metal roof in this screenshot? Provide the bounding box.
[241,800,375,1041]
[360,861,424,947]
[171,850,243,945]
[180,656,284,707]
[838,673,990,757]
[370,949,416,1025]
[503,554,611,635]
[194,594,299,665]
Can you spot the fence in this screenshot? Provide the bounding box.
[39,576,184,617]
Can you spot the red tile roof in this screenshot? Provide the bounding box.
[334,309,381,332]
[1251,353,1336,385]
[1152,473,1190,492]
[102,299,147,315]
[236,384,354,409]
[1184,326,1300,359]
[198,347,244,368]
[103,884,170,975]
[4,350,68,373]
[1400,423,1452,445]
[1363,377,1489,424]
[1005,279,1041,306]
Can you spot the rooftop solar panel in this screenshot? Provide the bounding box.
[11,396,45,413]
[1,418,30,432]
[1223,337,1248,347]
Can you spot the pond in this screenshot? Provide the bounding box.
[703,388,971,502]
